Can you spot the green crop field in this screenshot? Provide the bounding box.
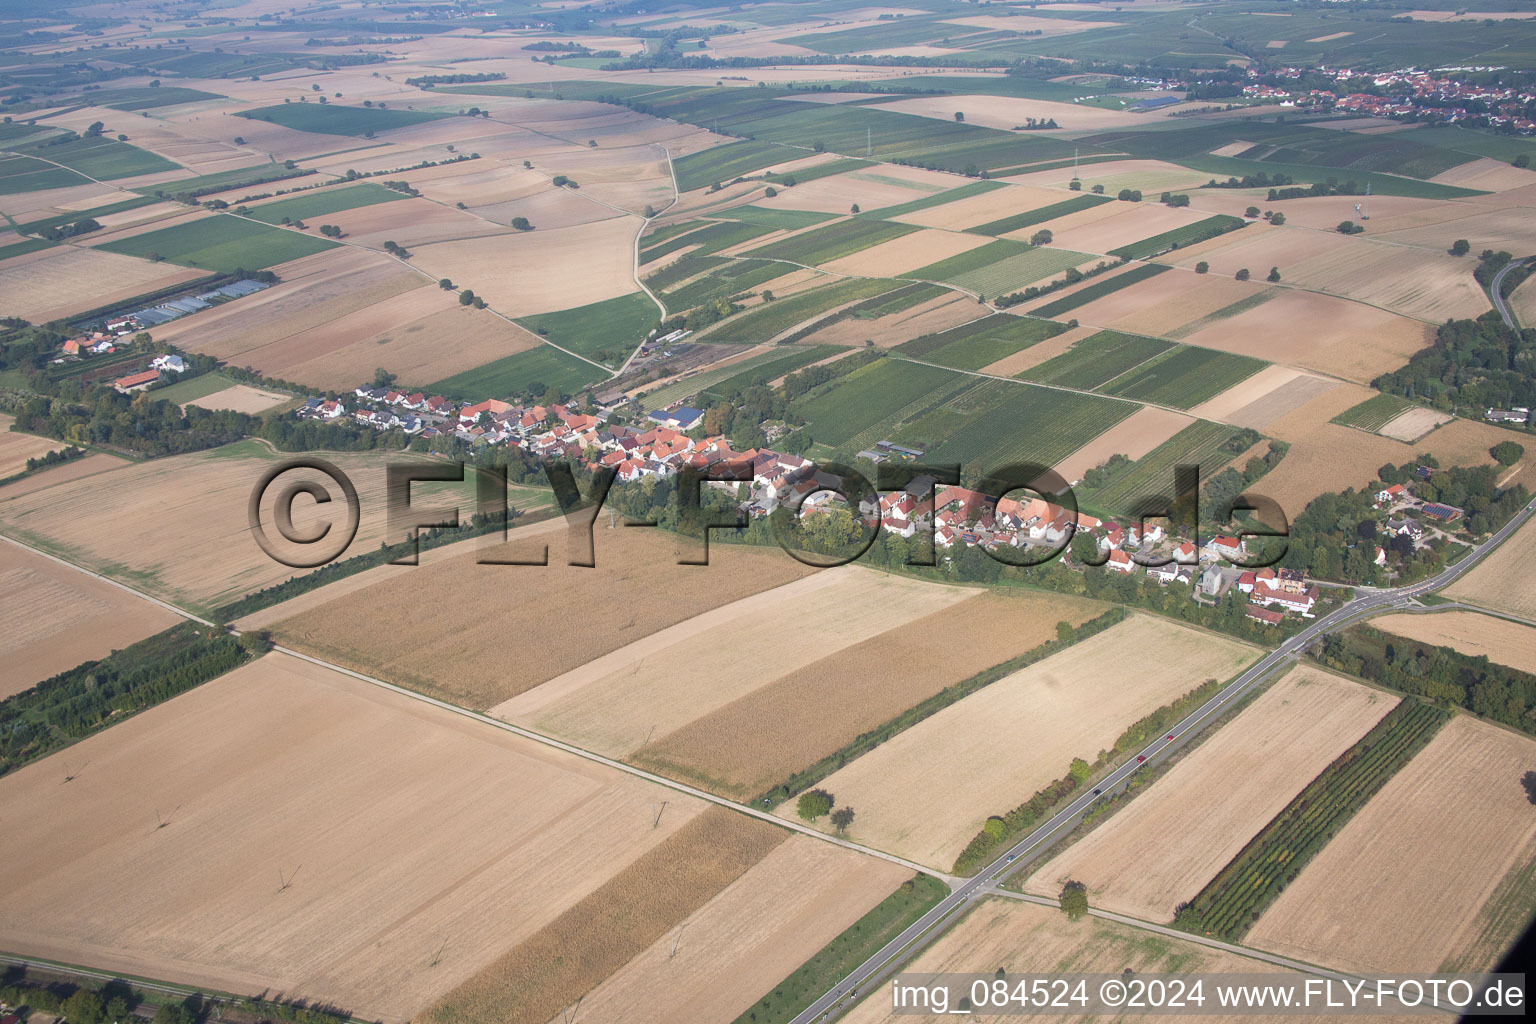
[902,376,1136,470]
[235,103,449,137]
[0,236,54,261]
[1111,214,1246,261]
[134,163,313,200]
[1332,392,1415,432]
[429,343,606,400]
[88,86,226,110]
[244,182,410,223]
[946,245,1091,297]
[516,292,659,365]
[898,313,1066,371]
[966,194,1112,236]
[5,134,180,181]
[1020,329,1173,391]
[764,157,877,186]
[848,281,951,319]
[704,277,899,344]
[1077,420,1244,516]
[94,214,338,272]
[664,260,787,311]
[150,371,241,405]
[673,140,793,191]
[0,156,88,194]
[786,18,971,54]
[1027,262,1169,318]
[643,255,725,294]
[857,179,1005,220]
[743,218,919,266]
[640,220,779,263]
[905,238,1029,288]
[793,357,960,448]
[1179,701,1449,942]
[714,205,837,231]
[1102,345,1266,409]
[700,344,842,400]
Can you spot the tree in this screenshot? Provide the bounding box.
[1269,212,1286,226]
[1068,179,1081,191]
[797,788,833,821]
[1523,770,1536,804]
[1068,757,1092,784]
[1091,184,1104,194]
[764,186,778,198]
[1059,880,1088,920]
[1056,620,1074,642]
[1267,266,1281,282]
[1338,220,1361,234]
[372,367,396,388]
[1245,205,1260,218]
[1030,229,1053,246]
[954,111,965,122]
[1451,238,1471,257]
[850,203,860,214]
[761,289,775,302]
[1195,261,1209,274]
[438,278,454,290]
[459,288,476,306]
[1515,154,1531,169]
[511,216,534,231]
[551,174,569,187]
[62,989,105,1024]
[830,806,855,833]
[1491,441,1525,466]
[1235,268,1250,281]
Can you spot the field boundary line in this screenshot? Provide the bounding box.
[271,645,953,884]
[0,532,215,627]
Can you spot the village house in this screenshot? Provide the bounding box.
[112,369,160,393]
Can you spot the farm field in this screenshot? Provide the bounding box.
[779,355,959,451]
[514,836,908,1024]
[1370,610,1536,676]
[244,182,409,224]
[909,239,1092,296]
[270,525,819,710]
[515,291,659,365]
[895,313,1065,372]
[1377,406,1454,442]
[1447,517,1536,620]
[820,227,989,278]
[839,898,1305,1024]
[1027,261,1170,318]
[1100,345,1267,409]
[0,415,63,479]
[0,540,181,699]
[1018,329,1171,391]
[1075,419,1244,515]
[0,440,476,618]
[0,652,722,1022]
[1331,392,1415,432]
[1026,666,1396,922]
[94,213,338,272]
[235,102,448,136]
[627,590,1106,799]
[494,568,978,758]
[702,277,901,345]
[742,217,920,267]
[187,384,293,415]
[965,193,1113,237]
[1190,365,1337,429]
[428,342,606,400]
[1247,714,1536,974]
[783,615,1257,869]
[0,244,206,322]
[1051,405,1194,487]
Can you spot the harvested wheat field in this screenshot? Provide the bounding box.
[881,92,1141,132]
[496,567,977,758]
[893,184,1062,230]
[1377,405,1453,442]
[0,440,474,616]
[1050,202,1210,257]
[272,525,819,709]
[419,805,797,1024]
[187,384,292,415]
[271,300,539,392]
[1257,385,1418,512]
[151,248,424,368]
[841,898,1311,1024]
[1009,159,1210,195]
[1027,665,1396,922]
[527,837,908,1024]
[0,541,181,698]
[627,589,1105,798]
[1053,406,1194,484]
[1180,289,1432,382]
[1284,239,1488,320]
[410,216,640,315]
[0,652,724,1023]
[1372,610,1536,676]
[1189,365,1334,428]
[1511,274,1536,326]
[1248,715,1536,974]
[784,615,1257,869]
[1430,157,1536,193]
[1090,271,1261,339]
[323,197,516,248]
[1448,514,1536,619]
[0,415,63,479]
[1372,200,1536,258]
[822,228,988,277]
[805,291,978,348]
[0,244,204,322]
[756,172,934,215]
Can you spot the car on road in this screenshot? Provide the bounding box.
[1092,788,1101,795]
[1136,754,1146,763]
[1006,854,1016,863]
[1166,733,1174,740]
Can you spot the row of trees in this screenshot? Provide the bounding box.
[1374,313,1536,417]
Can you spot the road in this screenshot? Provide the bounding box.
[1489,258,1525,330]
[790,491,1536,1024]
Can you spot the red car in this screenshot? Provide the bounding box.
[1136,754,1146,763]
[1166,734,1174,740]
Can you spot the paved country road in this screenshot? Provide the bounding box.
[1490,257,1528,330]
[790,492,1536,1024]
